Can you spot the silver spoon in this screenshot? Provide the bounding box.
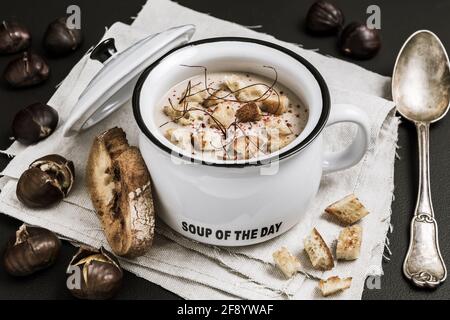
[392,30,449,288]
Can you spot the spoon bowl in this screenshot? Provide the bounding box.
[392,30,450,122]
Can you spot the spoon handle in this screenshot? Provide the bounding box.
[403,122,447,288]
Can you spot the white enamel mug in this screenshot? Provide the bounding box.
[133,38,370,246]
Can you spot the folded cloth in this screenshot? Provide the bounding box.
[0,0,398,299]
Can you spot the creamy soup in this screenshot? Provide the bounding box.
[156,72,309,161]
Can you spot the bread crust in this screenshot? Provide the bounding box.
[86,127,154,258]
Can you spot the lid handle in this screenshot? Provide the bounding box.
[90,38,117,64]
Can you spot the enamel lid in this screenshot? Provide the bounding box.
[62,25,196,137]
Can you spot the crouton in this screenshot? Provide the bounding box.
[181,88,208,104]
[304,228,334,271]
[192,130,223,152]
[264,117,292,136]
[336,225,362,261]
[165,128,193,151]
[273,247,302,278]
[224,74,269,103]
[236,102,262,122]
[325,194,369,225]
[163,105,183,120]
[228,135,263,160]
[163,104,204,126]
[319,276,352,297]
[259,95,289,115]
[224,74,244,93]
[209,102,236,129]
[268,132,295,152]
[202,89,232,108]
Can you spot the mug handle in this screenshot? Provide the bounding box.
[322,104,370,174]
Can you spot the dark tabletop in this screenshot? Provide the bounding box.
[0,0,449,300]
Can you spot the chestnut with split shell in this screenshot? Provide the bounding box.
[2,225,61,276]
[338,22,381,59]
[16,154,75,208]
[67,246,123,300]
[305,1,344,35]
[43,17,82,57]
[12,102,59,145]
[0,20,31,54]
[3,52,50,88]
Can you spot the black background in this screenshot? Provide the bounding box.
[0,0,449,300]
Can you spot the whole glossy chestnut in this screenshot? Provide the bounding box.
[16,154,75,208]
[3,52,50,88]
[0,20,31,54]
[12,103,59,145]
[338,22,381,59]
[2,225,61,276]
[67,247,123,300]
[306,1,344,35]
[43,17,82,57]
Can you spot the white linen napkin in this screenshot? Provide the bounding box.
[0,0,398,299]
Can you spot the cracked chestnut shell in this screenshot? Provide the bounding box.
[16,154,75,208]
[3,52,50,88]
[0,20,31,54]
[2,225,61,276]
[43,17,82,57]
[67,246,123,300]
[338,22,381,59]
[12,102,59,145]
[306,1,344,35]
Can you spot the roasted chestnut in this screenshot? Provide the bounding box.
[306,1,344,35]
[3,52,50,88]
[16,154,75,208]
[12,103,59,145]
[67,247,123,300]
[43,17,82,57]
[338,22,381,59]
[0,20,31,54]
[2,225,61,276]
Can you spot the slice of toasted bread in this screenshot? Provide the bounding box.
[336,225,362,261]
[325,194,369,225]
[319,276,352,297]
[273,247,302,278]
[304,228,334,271]
[86,127,155,258]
